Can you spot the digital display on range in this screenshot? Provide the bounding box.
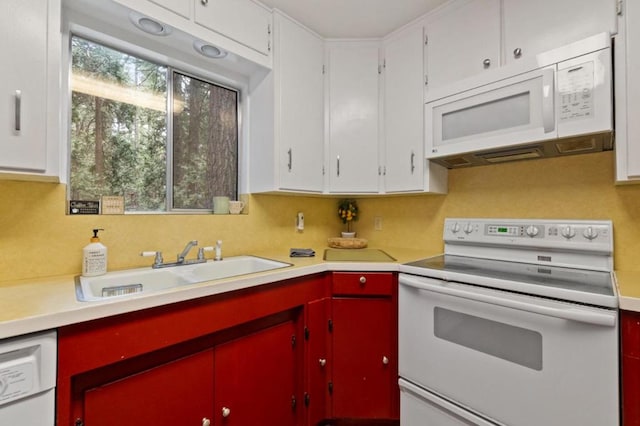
[487,225,521,236]
[498,227,508,233]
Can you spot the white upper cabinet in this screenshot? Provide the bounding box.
[424,0,501,93]
[615,0,640,183]
[149,0,190,18]
[503,0,617,65]
[274,13,324,192]
[327,41,381,193]
[248,12,324,193]
[195,0,272,56]
[383,23,447,193]
[0,0,60,181]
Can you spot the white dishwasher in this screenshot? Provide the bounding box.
[0,330,57,425]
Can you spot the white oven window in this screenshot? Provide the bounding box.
[441,92,530,141]
[433,307,542,370]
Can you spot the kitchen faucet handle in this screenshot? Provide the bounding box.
[198,246,214,261]
[141,251,163,266]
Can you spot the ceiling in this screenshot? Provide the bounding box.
[259,0,449,38]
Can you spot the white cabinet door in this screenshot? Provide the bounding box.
[195,0,271,55]
[503,0,617,65]
[424,0,500,92]
[149,0,190,18]
[275,13,324,192]
[327,42,380,193]
[615,0,640,182]
[0,0,55,175]
[383,24,425,192]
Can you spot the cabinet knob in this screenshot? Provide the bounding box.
[221,407,231,418]
[382,356,389,365]
[319,358,327,367]
[483,58,491,68]
[513,47,522,58]
[201,0,208,4]
[359,276,366,284]
[202,418,211,426]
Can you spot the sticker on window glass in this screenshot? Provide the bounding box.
[558,61,594,122]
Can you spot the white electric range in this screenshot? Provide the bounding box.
[398,218,618,426]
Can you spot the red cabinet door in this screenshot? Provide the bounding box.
[306,297,332,424]
[84,349,214,426]
[214,320,298,425]
[622,310,640,426]
[332,297,394,419]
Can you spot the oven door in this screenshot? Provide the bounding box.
[398,274,618,426]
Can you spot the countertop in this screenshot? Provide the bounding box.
[0,247,429,340]
[3,247,640,341]
[615,270,640,312]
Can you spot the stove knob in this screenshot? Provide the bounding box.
[450,222,461,234]
[463,223,474,234]
[525,225,539,237]
[561,226,576,239]
[583,226,598,240]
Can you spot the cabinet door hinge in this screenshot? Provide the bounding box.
[291,334,297,347]
[304,326,310,340]
[425,34,428,45]
[291,395,297,411]
[328,381,333,395]
[304,392,311,407]
[425,74,428,86]
[322,64,326,75]
[378,64,382,74]
[328,319,333,333]
[617,0,623,15]
[267,23,271,35]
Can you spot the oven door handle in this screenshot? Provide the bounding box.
[400,276,616,327]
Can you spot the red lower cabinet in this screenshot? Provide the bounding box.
[622,310,640,425]
[84,349,215,426]
[330,272,399,422]
[306,297,332,426]
[214,320,298,425]
[56,272,399,426]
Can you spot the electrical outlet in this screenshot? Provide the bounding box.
[374,216,383,231]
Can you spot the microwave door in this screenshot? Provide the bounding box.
[426,67,557,159]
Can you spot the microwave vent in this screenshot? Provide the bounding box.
[442,156,472,168]
[477,146,543,163]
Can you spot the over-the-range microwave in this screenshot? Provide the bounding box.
[425,32,612,168]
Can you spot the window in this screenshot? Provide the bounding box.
[69,36,239,212]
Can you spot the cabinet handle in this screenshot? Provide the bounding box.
[202,418,211,426]
[319,358,327,367]
[14,90,21,132]
[483,58,491,68]
[359,276,366,284]
[221,407,231,417]
[201,0,208,5]
[513,47,522,58]
[382,356,389,365]
[336,155,340,177]
[410,151,415,174]
[287,148,292,172]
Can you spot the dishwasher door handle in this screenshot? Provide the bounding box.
[400,275,616,327]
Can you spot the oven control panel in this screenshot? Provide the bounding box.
[444,218,612,253]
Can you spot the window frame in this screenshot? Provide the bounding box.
[64,27,245,215]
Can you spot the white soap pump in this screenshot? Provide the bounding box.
[82,228,108,277]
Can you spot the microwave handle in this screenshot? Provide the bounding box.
[400,275,616,327]
[542,68,555,133]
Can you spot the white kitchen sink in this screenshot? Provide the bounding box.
[75,256,291,302]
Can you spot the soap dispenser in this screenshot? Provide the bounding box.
[82,228,107,277]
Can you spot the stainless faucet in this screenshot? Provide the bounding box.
[177,240,198,263]
[142,240,215,268]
